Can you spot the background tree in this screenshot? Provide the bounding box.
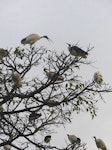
[0,45,111,150]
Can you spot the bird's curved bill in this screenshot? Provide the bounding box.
[47,38,54,44]
[66,43,70,46]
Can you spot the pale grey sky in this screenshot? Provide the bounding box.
[0,0,112,149]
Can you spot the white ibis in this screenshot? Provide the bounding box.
[44,135,51,143]
[67,134,81,144]
[21,34,52,46]
[93,72,103,84]
[93,136,107,150]
[29,112,41,122]
[11,71,22,87]
[4,144,11,150]
[0,48,8,60]
[44,68,64,81]
[66,43,88,58]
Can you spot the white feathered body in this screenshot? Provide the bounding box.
[44,69,64,81]
[21,34,41,45]
[94,137,107,150]
[94,72,103,84]
[12,71,22,87]
[67,134,81,144]
[4,145,11,150]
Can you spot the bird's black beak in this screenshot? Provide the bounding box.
[66,43,71,46]
[43,36,53,44]
[48,38,54,44]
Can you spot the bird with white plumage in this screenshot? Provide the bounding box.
[11,71,22,88]
[44,68,64,81]
[21,34,52,47]
[4,144,11,150]
[93,72,103,84]
[93,136,107,150]
[67,134,81,144]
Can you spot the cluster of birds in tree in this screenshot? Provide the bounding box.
[44,135,107,150]
[0,33,104,150]
[0,33,104,89]
[3,134,107,150]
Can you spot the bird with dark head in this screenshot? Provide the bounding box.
[44,68,64,81]
[44,135,51,143]
[66,43,88,59]
[21,34,52,47]
[67,134,81,144]
[29,112,41,122]
[93,136,107,150]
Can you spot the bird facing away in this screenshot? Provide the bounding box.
[21,34,52,46]
[44,135,51,143]
[11,71,22,87]
[93,72,103,84]
[44,68,64,81]
[29,112,41,122]
[4,144,11,150]
[0,48,8,60]
[93,136,107,150]
[66,43,88,58]
[67,134,81,144]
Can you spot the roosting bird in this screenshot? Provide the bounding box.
[93,136,107,150]
[29,112,41,122]
[93,72,103,84]
[4,144,11,150]
[21,34,52,46]
[44,68,64,81]
[66,43,88,58]
[67,134,81,144]
[46,100,60,107]
[11,71,22,87]
[0,105,3,112]
[44,135,51,143]
[0,48,8,60]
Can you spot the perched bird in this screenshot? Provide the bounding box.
[67,134,81,144]
[44,135,51,143]
[45,100,60,107]
[29,112,41,122]
[0,105,3,112]
[66,43,88,58]
[21,34,52,46]
[0,48,8,60]
[11,71,22,87]
[44,68,64,81]
[93,72,103,84]
[4,144,11,150]
[93,136,107,150]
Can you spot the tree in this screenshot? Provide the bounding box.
[0,45,111,150]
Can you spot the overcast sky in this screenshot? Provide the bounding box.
[0,0,112,149]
